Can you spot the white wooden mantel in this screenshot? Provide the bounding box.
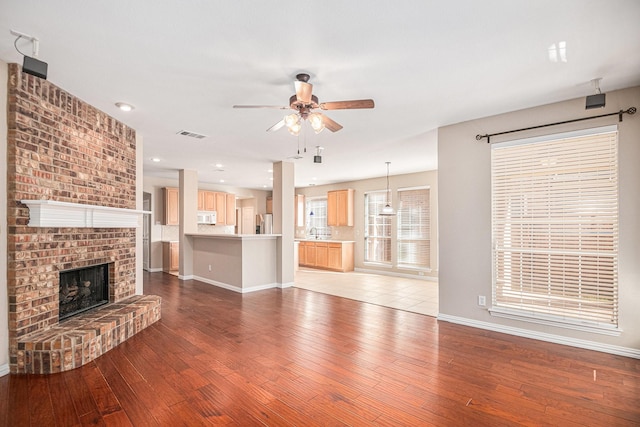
[21,200,150,228]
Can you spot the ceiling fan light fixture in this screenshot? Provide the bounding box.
[287,121,302,136]
[309,113,325,133]
[284,113,300,127]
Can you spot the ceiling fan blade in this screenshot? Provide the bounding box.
[233,105,290,109]
[295,81,313,103]
[321,114,343,132]
[319,99,375,110]
[266,119,285,132]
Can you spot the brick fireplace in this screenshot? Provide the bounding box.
[6,64,160,374]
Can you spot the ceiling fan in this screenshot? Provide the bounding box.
[233,73,374,135]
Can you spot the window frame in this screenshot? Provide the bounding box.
[396,186,431,271]
[305,197,330,239]
[364,190,392,265]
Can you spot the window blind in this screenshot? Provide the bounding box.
[364,191,392,263]
[491,127,618,326]
[397,188,430,268]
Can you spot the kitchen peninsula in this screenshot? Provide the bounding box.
[187,233,282,293]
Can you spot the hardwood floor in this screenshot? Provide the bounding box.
[1,272,639,426]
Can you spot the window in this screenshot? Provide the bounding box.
[364,191,391,264]
[306,197,330,239]
[397,187,430,269]
[491,126,618,328]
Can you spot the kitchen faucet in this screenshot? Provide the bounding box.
[309,227,318,239]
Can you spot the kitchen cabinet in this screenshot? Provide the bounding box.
[162,241,179,272]
[266,196,273,214]
[169,187,234,225]
[198,190,235,225]
[298,241,306,265]
[163,187,179,225]
[328,242,354,271]
[327,189,354,226]
[315,242,328,267]
[226,193,236,226]
[215,192,226,224]
[204,191,216,211]
[295,194,305,227]
[198,190,216,211]
[306,242,317,266]
[197,191,205,211]
[298,240,354,272]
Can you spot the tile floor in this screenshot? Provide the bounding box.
[294,268,439,317]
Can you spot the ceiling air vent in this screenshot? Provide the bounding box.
[176,130,207,139]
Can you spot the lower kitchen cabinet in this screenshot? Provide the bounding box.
[298,241,354,272]
[162,241,179,273]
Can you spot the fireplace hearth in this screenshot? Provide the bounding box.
[59,264,110,320]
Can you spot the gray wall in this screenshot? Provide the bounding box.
[438,86,640,353]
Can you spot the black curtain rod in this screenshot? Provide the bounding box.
[476,107,636,143]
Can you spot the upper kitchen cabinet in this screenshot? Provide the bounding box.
[226,193,236,226]
[215,192,226,224]
[327,189,354,226]
[266,196,273,214]
[198,190,216,211]
[163,187,179,225]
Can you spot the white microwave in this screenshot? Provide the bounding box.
[197,211,217,225]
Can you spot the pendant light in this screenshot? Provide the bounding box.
[380,161,396,216]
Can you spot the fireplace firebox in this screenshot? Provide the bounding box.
[59,264,110,320]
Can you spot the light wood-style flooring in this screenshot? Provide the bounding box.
[1,272,638,426]
[295,268,438,316]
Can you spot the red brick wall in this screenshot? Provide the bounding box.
[6,64,138,367]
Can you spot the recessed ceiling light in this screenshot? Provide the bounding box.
[215,163,223,168]
[220,179,225,183]
[312,177,317,181]
[263,185,267,188]
[151,157,161,162]
[267,169,273,173]
[115,102,134,112]
[270,177,273,181]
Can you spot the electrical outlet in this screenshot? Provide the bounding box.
[478,295,486,307]
[208,264,212,271]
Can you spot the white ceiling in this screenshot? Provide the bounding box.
[1,1,639,189]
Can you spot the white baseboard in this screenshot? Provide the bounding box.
[192,276,279,294]
[279,281,294,289]
[146,267,163,273]
[178,274,194,280]
[437,313,640,359]
[0,363,9,377]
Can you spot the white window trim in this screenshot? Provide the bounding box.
[364,190,392,265]
[489,306,622,336]
[397,186,431,269]
[491,125,619,330]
